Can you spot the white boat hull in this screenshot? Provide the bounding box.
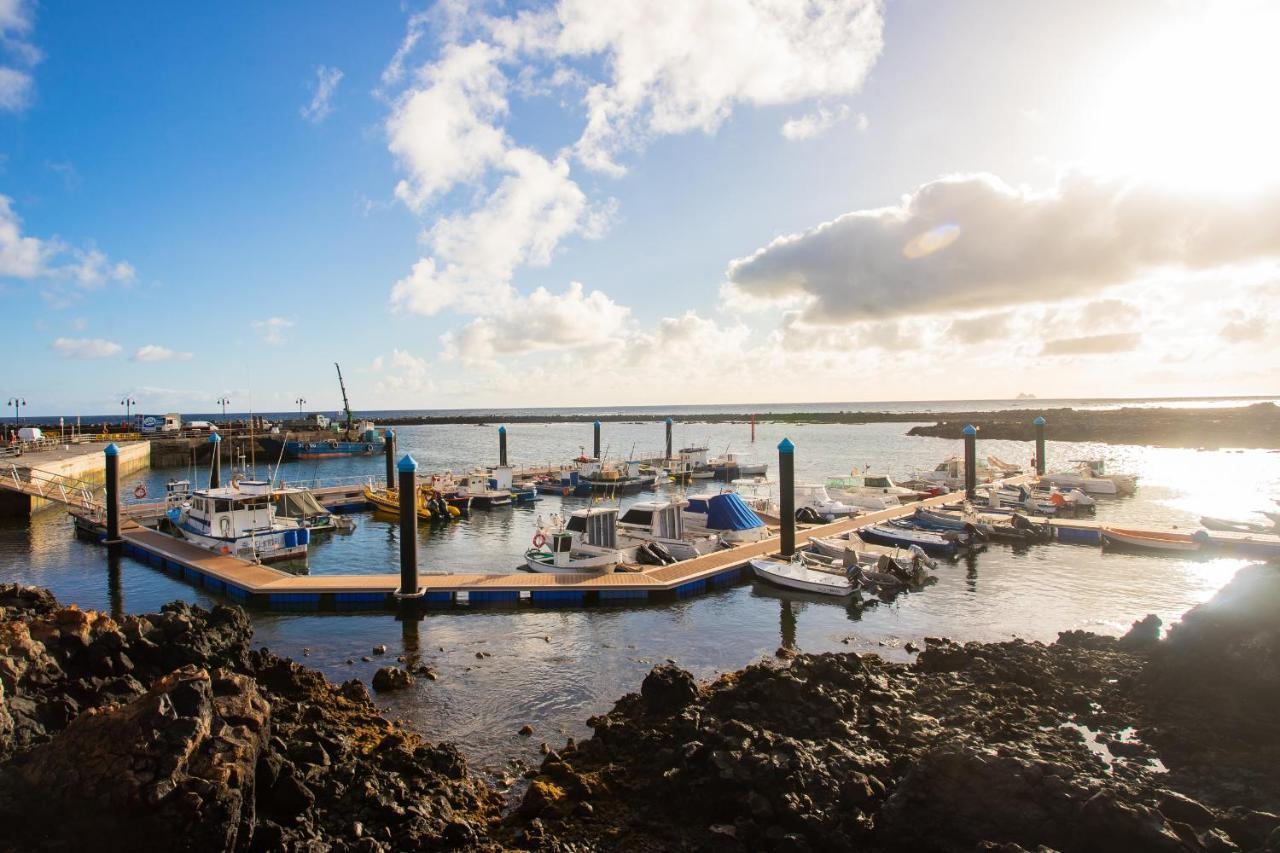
[1100,528,1200,552]
[750,559,855,597]
[175,524,306,563]
[525,550,619,573]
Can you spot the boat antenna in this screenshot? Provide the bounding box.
[335,362,353,436]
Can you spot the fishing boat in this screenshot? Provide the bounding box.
[681,492,770,543]
[1100,527,1200,552]
[443,468,512,508]
[804,534,935,572]
[677,445,714,479]
[1042,460,1138,496]
[616,499,723,562]
[749,558,858,598]
[273,487,356,533]
[825,472,915,511]
[169,480,309,563]
[362,484,461,521]
[911,506,1052,544]
[259,363,386,460]
[526,507,622,573]
[707,451,768,480]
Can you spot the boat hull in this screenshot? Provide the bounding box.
[262,438,383,460]
[859,524,959,558]
[1101,527,1200,552]
[174,523,307,563]
[750,559,855,597]
[524,549,618,573]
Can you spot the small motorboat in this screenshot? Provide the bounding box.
[526,507,622,573]
[1100,527,1200,553]
[363,486,461,521]
[807,534,937,571]
[1199,515,1278,534]
[859,522,964,558]
[798,549,929,588]
[749,558,858,598]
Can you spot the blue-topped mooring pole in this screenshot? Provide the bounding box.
[1034,416,1046,476]
[593,420,601,458]
[963,424,977,499]
[499,425,508,467]
[665,417,672,460]
[208,432,221,489]
[384,429,396,489]
[778,437,795,557]
[104,443,120,549]
[397,454,419,598]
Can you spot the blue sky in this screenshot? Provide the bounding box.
[3,0,1278,416]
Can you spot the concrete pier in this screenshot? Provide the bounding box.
[0,440,149,517]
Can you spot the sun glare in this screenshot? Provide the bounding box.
[1088,3,1280,192]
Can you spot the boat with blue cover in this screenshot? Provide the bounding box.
[858,522,966,558]
[681,492,770,543]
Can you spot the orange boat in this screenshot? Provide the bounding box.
[1100,527,1200,553]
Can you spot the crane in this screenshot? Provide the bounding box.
[334,362,353,434]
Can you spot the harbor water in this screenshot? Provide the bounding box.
[2,416,1278,776]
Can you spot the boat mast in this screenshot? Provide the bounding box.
[335,362,353,435]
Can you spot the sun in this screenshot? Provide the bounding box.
[1086,2,1280,193]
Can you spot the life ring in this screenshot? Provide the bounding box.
[365,443,373,452]
[532,531,546,548]
[328,440,338,449]
[303,442,312,452]
[133,483,147,499]
[221,546,231,555]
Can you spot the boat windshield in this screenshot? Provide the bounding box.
[566,515,587,533]
[865,476,891,488]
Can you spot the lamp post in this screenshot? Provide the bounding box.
[120,397,136,425]
[295,397,306,417]
[6,397,25,442]
[216,397,230,420]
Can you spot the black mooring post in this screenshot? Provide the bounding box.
[1034,416,1046,476]
[499,425,508,467]
[397,454,419,597]
[104,442,121,550]
[593,420,601,458]
[778,437,795,557]
[384,429,396,489]
[963,424,977,499]
[665,417,672,460]
[208,432,221,489]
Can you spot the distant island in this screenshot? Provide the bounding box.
[1016,392,1037,399]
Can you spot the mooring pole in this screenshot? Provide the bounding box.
[397,454,419,598]
[751,414,756,443]
[963,424,977,499]
[384,429,396,489]
[208,432,221,489]
[1033,416,1046,476]
[499,425,508,467]
[593,420,601,458]
[104,443,121,551]
[665,418,673,460]
[779,437,795,557]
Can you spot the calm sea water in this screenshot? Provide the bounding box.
[2,416,1277,775]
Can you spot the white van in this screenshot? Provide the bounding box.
[17,427,42,442]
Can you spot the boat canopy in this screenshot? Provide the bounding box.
[274,489,328,519]
[705,493,765,531]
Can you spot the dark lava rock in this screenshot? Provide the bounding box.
[640,664,699,711]
[371,666,413,692]
[1120,614,1163,650]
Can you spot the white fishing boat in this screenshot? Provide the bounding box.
[825,472,915,511]
[806,533,937,571]
[616,499,723,563]
[1042,460,1138,496]
[526,507,622,573]
[749,558,857,597]
[170,480,309,563]
[794,483,860,521]
[919,456,1005,489]
[707,451,768,480]
[682,492,770,543]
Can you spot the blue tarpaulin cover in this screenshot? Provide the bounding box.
[705,493,765,531]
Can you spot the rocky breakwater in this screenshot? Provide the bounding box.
[512,564,1280,851]
[0,585,501,852]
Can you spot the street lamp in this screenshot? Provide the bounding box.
[121,397,136,423]
[6,397,24,441]
[295,397,306,417]
[216,397,230,419]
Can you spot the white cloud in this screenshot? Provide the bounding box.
[0,194,48,276]
[725,173,1280,324]
[440,281,630,362]
[50,337,122,359]
[0,195,135,291]
[391,148,591,316]
[373,348,435,395]
[1041,333,1142,356]
[132,344,193,363]
[387,41,509,211]
[253,317,294,345]
[300,65,343,123]
[0,0,40,113]
[781,105,851,141]
[554,0,884,173]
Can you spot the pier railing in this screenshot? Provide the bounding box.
[0,463,105,520]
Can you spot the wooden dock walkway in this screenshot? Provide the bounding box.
[110,485,974,610]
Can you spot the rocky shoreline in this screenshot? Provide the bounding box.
[2,564,1279,851]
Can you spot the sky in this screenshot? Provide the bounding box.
[1,0,1278,417]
